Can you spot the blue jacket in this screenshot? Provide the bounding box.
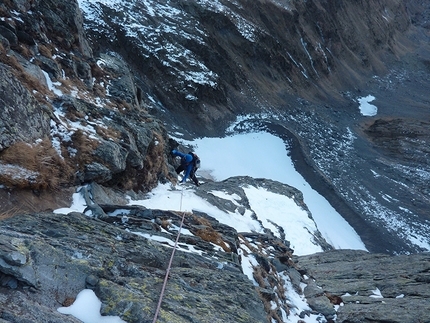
[172,150,193,182]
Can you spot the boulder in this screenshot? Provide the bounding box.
[0,63,51,151]
[0,25,17,47]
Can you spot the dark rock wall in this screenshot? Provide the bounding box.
[81,0,413,134]
[0,0,175,194]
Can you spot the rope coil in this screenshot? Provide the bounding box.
[152,186,186,323]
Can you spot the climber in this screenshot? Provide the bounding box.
[171,149,200,186]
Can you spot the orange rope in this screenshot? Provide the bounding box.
[152,186,186,323]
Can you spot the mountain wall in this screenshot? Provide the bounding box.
[1,0,430,322]
[0,0,180,202]
[73,0,430,254]
[80,0,413,134]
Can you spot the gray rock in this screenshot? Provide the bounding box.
[0,288,82,323]
[16,30,36,46]
[304,279,324,298]
[36,55,62,80]
[0,63,51,151]
[87,182,130,205]
[84,162,112,183]
[83,204,108,219]
[85,274,99,288]
[0,34,10,51]
[74,60,93,86]
[36,0,92,57]
[98,54,140,106]
[286,267,303,293]
[94,140,128,174]
[10,50,48,87]
[307,295,336,319]
[296,249,430,323]
[0,274,18,289]
[0,25,17,46]
[0,211,267,323]
[46,92,169,189]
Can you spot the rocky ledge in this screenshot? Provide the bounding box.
[0,210,266,323]
[1,180,429,323]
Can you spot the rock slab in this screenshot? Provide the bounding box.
[295,249,430,323]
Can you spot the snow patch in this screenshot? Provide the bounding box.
[57,289,126,323]
[358,95,378,116]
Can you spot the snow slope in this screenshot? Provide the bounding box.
[55,130,366,323]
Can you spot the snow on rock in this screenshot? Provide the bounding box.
[358,95,378,116]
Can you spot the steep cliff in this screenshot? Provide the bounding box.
[1,0,430,322]
[75,0,430,254]
[0,0,178,201]
[79,0,413,134]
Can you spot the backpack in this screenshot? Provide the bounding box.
[188,152,200,170]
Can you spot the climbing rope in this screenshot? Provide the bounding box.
[152,185,186,323]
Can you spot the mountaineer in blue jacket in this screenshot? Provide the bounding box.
[171,149,200,186]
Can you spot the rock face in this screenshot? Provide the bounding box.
[1,180,429,322]
[0,176,323,322]
[0,63,51,150]
[80,0,412,133]
[0,202,266,322]
[295,250,430,323]
[0,0,176,194]
[1,0,429,253]
[364,118,430,206]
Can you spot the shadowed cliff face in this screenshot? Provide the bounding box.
[80,0,412,133]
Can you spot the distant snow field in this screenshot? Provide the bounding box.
[186,131,367,251]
